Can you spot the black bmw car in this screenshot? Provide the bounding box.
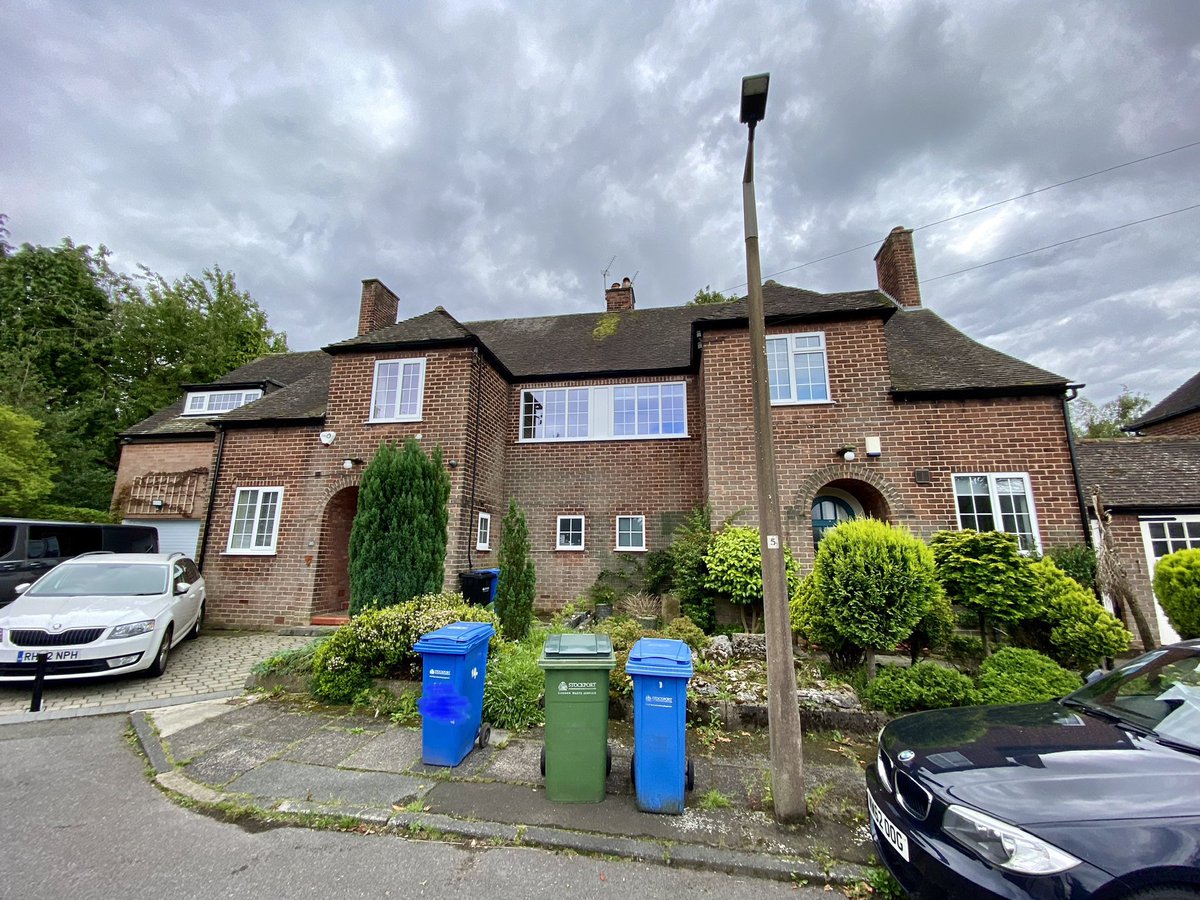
[866,641,1200,899]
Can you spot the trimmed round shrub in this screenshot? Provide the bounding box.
[862,662,977,714]
[665,615,708,653]
[791,575,865,671]
[973,647,1082,705]
[1153,548,1200,639]
[310,592,499,704]
[1023,558,1130,669]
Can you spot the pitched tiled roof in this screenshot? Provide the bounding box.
[885,308,1067,395]
[1127,370,1200,431]
[1076,437,1200,508]
[121,351,332,438]
[325,308,475,352]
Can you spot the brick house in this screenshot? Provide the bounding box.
[114,227,1090,629]
[1076,371,1200,645]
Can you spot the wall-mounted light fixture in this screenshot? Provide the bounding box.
[150,498,165,509]
[836,446,856,462]
[342,457,364,470]
[447,459,459,469]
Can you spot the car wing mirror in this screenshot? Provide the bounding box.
[14,583,31,594]
[175,581,191,594]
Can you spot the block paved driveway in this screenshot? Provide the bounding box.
[0,631,316,722]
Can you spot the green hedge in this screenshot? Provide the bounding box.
[973,647,1082,705]
[862,662,976,714]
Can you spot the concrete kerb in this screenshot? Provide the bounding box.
[129,708,872,887]
[0,688,242,727]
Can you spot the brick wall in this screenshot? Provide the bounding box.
[1100,511,1167,648]
[700,318,1086,570]
[504,374,705,613]
[1141,409,1200,436]
[111,439,214,519]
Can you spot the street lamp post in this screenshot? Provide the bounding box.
[739,72,806,822]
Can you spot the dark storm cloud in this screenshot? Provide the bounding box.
[3,0,1198,406]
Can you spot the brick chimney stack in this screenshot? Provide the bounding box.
[605,277,635,313]
[358,279,400,335]
[874,227,922,308]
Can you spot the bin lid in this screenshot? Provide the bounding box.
[538,633,615,669]
[413,620,495,654]
[626,637,694,679]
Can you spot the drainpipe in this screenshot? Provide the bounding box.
[197,424,226,570]
[1062,386,1092,548]
[466,346,482,569]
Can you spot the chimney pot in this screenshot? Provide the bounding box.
[605,276,636,313]
[873,227,922,308]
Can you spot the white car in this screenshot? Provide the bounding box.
[0,552,205,681]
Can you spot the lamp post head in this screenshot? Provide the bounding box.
[740,72,770,125]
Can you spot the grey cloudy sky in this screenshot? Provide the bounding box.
[4,1,1198,407]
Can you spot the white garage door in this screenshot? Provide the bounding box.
[123,519,202,558]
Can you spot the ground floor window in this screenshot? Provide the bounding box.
[557,515,585,550]
[476,512,491,551]
[953,473,1040,552]
[615,515,645,551]
[227,487,283,553]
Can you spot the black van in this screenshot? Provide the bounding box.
[0,519,159,607]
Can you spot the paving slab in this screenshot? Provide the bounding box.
[226,759,425,807]
[280,728,379,765]
[183,736,290,786]
[339,727,423,773]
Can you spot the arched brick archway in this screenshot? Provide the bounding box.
[312,478,360,616]
[786,463,910,564]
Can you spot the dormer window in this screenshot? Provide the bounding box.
[183,389,263,416]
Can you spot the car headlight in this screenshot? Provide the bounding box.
[943,805,1080,875]
[109,620,156,639]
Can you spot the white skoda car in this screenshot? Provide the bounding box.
[0,552,205,681]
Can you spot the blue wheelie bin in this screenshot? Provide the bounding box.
[626,637,695,814]
[413,621,495,766]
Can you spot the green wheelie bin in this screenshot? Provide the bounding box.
[538,633,616,803]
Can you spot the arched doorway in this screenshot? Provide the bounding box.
[809,481,888,549]
[313,486,358,615]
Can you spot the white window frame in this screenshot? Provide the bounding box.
[1139,514,1200,645]
[556,515,585,551]
[225,487,284,555]
[952,472,1042,553]
[766,332,831,405]
[476,512,491,551]
[519,382,688,442]
[615,515,646,552]
[368,358,427,423]
[182,389,263,416]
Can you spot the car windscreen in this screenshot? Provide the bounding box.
[1068,647,1200,751]
[25,562,169,597]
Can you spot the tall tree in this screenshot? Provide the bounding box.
[495,499,536,640]
[0,404,57,515]
[1072,388,1152,438]
[687,284,735,306]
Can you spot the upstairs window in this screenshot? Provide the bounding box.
[520,382,687,442]
[953,473,1040,553]
[766,332,829,404]
[183,389,263,416]
[227,487,283,554]
[370,358,426,422]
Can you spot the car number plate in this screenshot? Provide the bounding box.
[868,790,910,861]
[17,650,79,662]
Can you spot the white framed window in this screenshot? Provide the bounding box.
[557,515,585,551]
[766,332,830,404]
[226,487,283,554]
[952,473,1040,553]
[476,512,491,551]
[369,358,426,422]
[519,382,687,442]
[615,515,646,551]
[182,389,263,416]
[1138,515,1199,645]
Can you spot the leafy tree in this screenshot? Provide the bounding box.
[931,530,1038,655]
[1047,544,1097,593]
[348,439,450,614]
[1072,387,1152,438]
[1153,548,1200,639]
[703,525,800,633]
[687,285,735,306]
[0,404,56,514]
[671,505,717,632]
[495,499,536,640]
[1019,558,1130,669]
[800,519,941,678]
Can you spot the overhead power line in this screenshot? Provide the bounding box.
[719,138,1200,293]
[920,202,1200,283]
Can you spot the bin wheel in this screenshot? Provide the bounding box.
[685,757,695,792]
[540,745,546,777]
[606,744,612,776]
[477,724,491,749]
[629,754,635,788]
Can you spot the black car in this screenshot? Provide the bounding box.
[866,641,1200,899]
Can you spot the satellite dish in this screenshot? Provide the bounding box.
[319,431,336,445]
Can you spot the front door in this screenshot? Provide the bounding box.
[812,495,855,548]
